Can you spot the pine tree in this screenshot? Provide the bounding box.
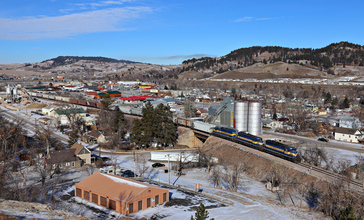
[100,94,113,110]
[343,97,350,108]
[190,203,214,220]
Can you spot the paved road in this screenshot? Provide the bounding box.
[1,108,69,144]
[263,130,364,153]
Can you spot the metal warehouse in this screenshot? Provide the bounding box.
[75,172,169,216]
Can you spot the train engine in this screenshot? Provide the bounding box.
[264,140,301,163]
[236,131,264,150]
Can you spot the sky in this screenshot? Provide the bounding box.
[1,0,364,65]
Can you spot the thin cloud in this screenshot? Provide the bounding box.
[235,17,254,22]
[0,7,153,40]
[75,0,134,9]
[235,17,275,22]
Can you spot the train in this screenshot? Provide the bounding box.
[30,91,301,163]
[177,118,301,163]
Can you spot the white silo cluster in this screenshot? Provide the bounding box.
[234,102,249,132]
[6,85,20,100]
[234,101,262,135]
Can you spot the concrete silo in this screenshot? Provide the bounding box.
[234,101,249,132]
[248,102,262,135]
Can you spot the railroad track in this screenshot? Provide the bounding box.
[298,162,363,188]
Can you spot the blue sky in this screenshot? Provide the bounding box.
[1,0,364,65]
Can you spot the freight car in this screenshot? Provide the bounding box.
[78,100,87,106]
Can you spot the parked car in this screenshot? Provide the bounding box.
[152,163,166,168]
[318,137,329,142]
[122,170,136,177]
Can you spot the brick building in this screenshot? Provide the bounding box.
[75,173,169,215]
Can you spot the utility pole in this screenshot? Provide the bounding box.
[168,154,170,185]
[300,184,304,208]
[359,153,362,181]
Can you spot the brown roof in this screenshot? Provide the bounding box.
[88,130,101,138]
[46,149,79,165]
[75,172,167,202]
[70,143,89,155]
[334,127,360,135]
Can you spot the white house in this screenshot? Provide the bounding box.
[339,117,361,129]
[333,127,363,143]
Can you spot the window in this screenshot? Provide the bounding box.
[52,164,56,169]
[72,162,75,167]
[59,163,63,168]
[66,162,70,166]
[138,200,142,211]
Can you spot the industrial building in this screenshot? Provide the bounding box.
[75,172,169,216]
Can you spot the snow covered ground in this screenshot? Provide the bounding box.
[45,152,328,220]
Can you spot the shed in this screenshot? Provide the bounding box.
[75,173,169,215]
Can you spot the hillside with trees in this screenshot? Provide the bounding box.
[181,41,364,76]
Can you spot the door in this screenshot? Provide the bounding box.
[155,195,159,205]
[147,198,151,208]
[129,203,134,214]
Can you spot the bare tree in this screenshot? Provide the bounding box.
[135,154,149,177]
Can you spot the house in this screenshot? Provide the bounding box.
[71,143,92,164]
[41,106,55,115]
[45,149,82,170]
[49,108,89,126]
[75,173,169,215]
[317,109,327,115]
[339,117,361,129]
[333,127,363,143]
[262,119,284,130]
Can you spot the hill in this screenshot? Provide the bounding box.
[181,41,364,78]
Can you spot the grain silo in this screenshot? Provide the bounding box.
[234,102,249,132]
[248,102,262,135]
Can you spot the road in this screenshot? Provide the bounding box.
[263,130,364,153]
[0,108,69,144]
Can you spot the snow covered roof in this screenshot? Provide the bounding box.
[75,172,167,202]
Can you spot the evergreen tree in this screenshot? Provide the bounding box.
[190,203,214,220]
[333,205,361,220]
[273,112,277,120]
[343,97,350,108]
[100,94,113,110]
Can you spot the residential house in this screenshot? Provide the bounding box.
[71,143,92,164]
[333,127,363,143]
[317,109,327,115]
[339,117,361,129]
[75,173,169,215]
[45,149,82,170]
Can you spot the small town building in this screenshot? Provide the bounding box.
[333,127,363,143]
[46,149,82,170]
[75,172,169,215]
[317,109,327,115]
[71,143,92,164]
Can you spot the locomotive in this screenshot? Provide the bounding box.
[212,126,301,163]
